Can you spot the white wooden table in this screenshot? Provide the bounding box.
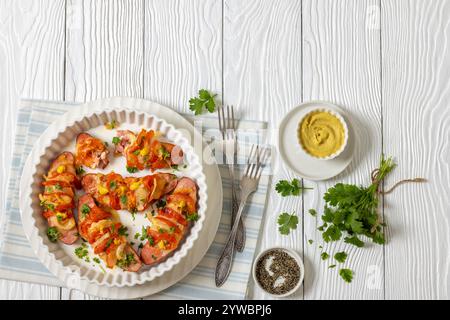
[0,0,449,300]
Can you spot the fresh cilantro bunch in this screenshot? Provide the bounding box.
[277,212,299,235]
[189,89,217,115]
[317,155,396,247]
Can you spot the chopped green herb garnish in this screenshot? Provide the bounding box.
[120,194,127,204]
[93,257,101,264]
[117,253,135,269]
[308,239,314,245]
[118,226,128,236]
[109,181,117,190]
[75,166,85,175]
[339,268,354,283]
[80,204,90,217]
[308,209,317,217]
[112,137,121,145]
[321,252,330,260]
[329,264,336,269]
[334,251,348,263]
[186,212,199,222]
[105,238,113,249]
[75,246,89,259]
[126,166,138,173]
[47,227,59,242]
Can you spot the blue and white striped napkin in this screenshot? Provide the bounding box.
[0,100,270,299]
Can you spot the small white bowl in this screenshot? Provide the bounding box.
[252,247,304,298]
[297,107,349,160]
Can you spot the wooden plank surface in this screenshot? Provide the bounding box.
[223,0,303,299]
[302,0,383,299]
[0,0,65,299]
[63,0,144,299]
[143,0,222,112]
[0,0,449,300]
[382,0,450,299]
[65,0,144,102]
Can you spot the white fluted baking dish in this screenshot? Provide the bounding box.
[19,104,208,288]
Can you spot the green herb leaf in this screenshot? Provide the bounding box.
[75,166,85,175]
[118,226,128,236]
[112,137,121,145]
[47,227,59,242]
[126,166,138,173]
[322,225,342,242]
[334,251,348,263]
[339,268,354,283]
[308,209,317,217]
[344,236,364,248]
[329,264,336,269]
[186,212,199,222]
[189,89,217,115]
[275,179,311,197]
[308,239,314,245]
[321,252,330,260]
[75,246,88,259]
[277,212,299,235]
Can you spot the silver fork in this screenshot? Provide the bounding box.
[215,144,269,287]
[218,105,245,252]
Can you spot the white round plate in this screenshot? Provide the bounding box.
[278,101,354,181]
[19,97,222,299]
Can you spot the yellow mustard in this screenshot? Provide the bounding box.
[298,111,345,158]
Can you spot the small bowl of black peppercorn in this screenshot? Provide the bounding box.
[252,247,304,297]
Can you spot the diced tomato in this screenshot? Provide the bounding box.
[89,206,111,221]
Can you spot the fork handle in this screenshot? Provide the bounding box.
[229,163,246,252]
[215,193,250,287]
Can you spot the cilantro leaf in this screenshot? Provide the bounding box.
[329,264,336,269]
[321,252,329,260]
[339,268,353,283]
[344,235,364,248]
[277,212,299,235]
[322,225,342,242]
[189,89,217,115]
[47,227,59,243]
[275,178,311,197]
[308,209,317,217]
[334,251,348,263]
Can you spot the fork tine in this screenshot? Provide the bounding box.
[256,147,270,178]
[247,144,256,165]
[231,105,236,131]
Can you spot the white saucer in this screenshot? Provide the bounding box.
[278,101,354,181]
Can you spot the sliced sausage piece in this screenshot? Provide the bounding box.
[124,245,142,272]
[141,242,166,265]
[76,133,110,169]
[81,174,100,195]
[170,145,184,165]
[173,177,197,202]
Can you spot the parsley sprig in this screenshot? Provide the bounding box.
[277,212,299,235]
[275,178,312,197]
[189,89,217,115]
